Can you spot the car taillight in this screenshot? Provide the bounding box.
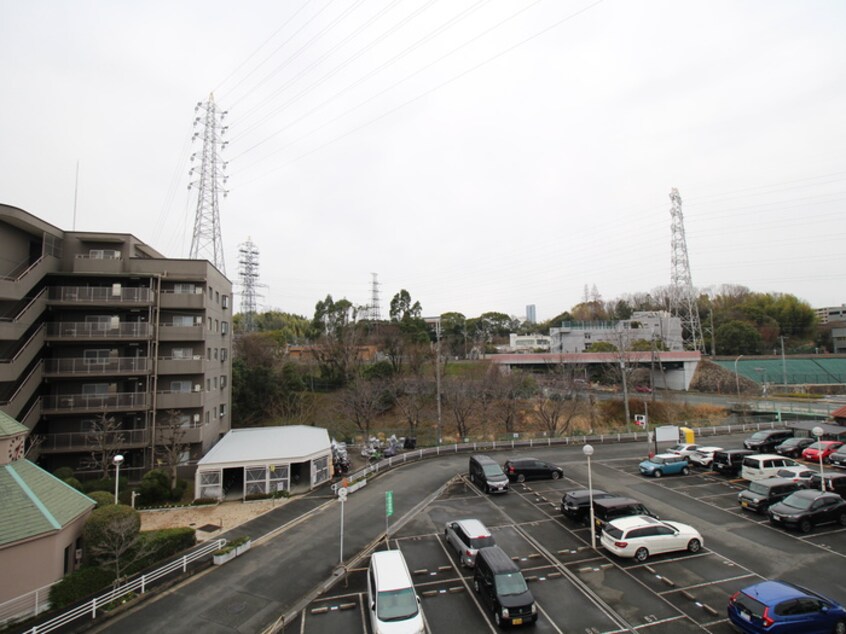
[614,541,627,548]
[466,549,473,558]
[508,466,514,473]
[762,607,774,628]
[729,591,739,604]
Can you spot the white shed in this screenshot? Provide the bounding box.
[194,426,332,501]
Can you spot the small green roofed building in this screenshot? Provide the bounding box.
[0,411,95,608]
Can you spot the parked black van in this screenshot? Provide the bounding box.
[469,455,509,494]
[737,477,803,513]
[809,472,846,497]
[592,497,658,534]
[743,429,794,453]
[712,449,755,476]
[473,546,537,627]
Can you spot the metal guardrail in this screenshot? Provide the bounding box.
[18,538,226,633]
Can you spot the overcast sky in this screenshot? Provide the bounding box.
[1,0,844,321]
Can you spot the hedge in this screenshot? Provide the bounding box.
[49,567,115,609]
[126,528,196,574]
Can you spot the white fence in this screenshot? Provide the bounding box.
[12,538,226,633]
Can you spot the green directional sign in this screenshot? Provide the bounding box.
[385,490,394,517]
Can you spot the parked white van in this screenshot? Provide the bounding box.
[367,550,425,634]
[741,454,799,481]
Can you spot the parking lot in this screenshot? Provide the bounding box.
[295,450,846,633]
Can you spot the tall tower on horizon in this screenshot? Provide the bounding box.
[238,237,260,332]
[189,93,229,274]
[368,272,381,321]
[668,188,705,352]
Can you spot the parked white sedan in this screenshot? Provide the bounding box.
[667,443,699,460]
[600,515,703,562]
[688,446,723,468]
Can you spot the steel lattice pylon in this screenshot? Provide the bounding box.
[189,93,228,273]
[669,188,705,352]
[238,238,260,332]
[368,272,381,321]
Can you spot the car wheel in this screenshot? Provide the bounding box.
[687,538,702,553]
[799,519,812,533]
[834,620,846,634]
[517,474,526,483]
[551,471,561,480]
[839,513,846,527]
[634,547,649,562]
[653,470,663,478]
[682,466,690,475]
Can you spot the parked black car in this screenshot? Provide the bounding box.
[712,449,755,477]
[829,447,846,469]
[774,436,815,458]
[469,455,509,494]
[808,472,846,497]
[473,546,537,627]
[768,490,846,533]
[737,477,803,514]
[561,489,615,523]
[743,429,794,453]
[503,457,563,483]
[592,496,658,534]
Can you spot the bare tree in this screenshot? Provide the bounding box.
[83,412,126,478]
[155,410,189,486]
[489,370,533,436]
[335,378,389,440]
[391,376,432,437]
[533,366,583,437]
[442,375,477,440]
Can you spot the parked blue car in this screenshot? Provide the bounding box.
[728,579,846,633]
[638,453,690,478]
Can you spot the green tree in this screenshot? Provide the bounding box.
[715,320,762,355]
[310,295,362,386]
[589,341,617,352]
[84,505,147,580]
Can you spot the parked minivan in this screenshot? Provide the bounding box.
[741,454,799,481]
[367,550,425,634]
[444,519,495,567]
[473,546,537,627]
[743,429,794,453]
[469,455,509,494]
[737,477,803,513]
[712,449,755,477]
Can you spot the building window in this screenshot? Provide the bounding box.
[222,295,229,309]
[172,347,193,359]
[215,319,219,333]
[219,403,226,417]
[213,348,218,360]
[82,383,109,395]
[207,317,212,331]
[83,349,110,365]
[207,378,211,391]
[213,377,218,389]
[207,347,212,360]
[171,380,191,393]
[220,375,227,389]
[313,456,330,485]
[173,283,195,294]
[208,286,213,299]
[215,291,220,304]
[205,411,210,423]
[220,348,228,362]
[221,321,229,335]
[172,315,194,327]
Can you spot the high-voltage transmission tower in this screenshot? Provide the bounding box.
[668,188,705,352]
[188,93,229,274]
[237,238,261,332]
[367,272,381,321]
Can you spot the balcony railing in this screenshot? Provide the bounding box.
[39,427,150,452]
[42,392,149,413]
[48,286,151,303]
[46,322,152,339]
[44,357,151,376]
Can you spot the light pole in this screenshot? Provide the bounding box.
[734,354,744,398]
[113,454,124,504]
[583,444,596,550]
[338,487,348,564]
[812,426,825,491]
[424,317,443,445]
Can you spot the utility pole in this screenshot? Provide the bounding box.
[424,317,443,445]
[779,336,787,385]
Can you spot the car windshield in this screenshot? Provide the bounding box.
[750,432,768,440]
[377,587,419,621]
[483,465,504,477]
[651,457,666,465]
[495,572,528,596]
[782,494,814,510]
[748,482,770,495]
[469,536,495,549]
[806,442,823,450]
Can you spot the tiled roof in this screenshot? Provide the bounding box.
[0,411,27,438]
[0,460,95,547]
[833,405,846,419]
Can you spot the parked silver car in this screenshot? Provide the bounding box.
[444,519,495,567]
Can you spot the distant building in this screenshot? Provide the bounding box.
[815,304,846,324]
[508,333,551,352]
[832,327,846,354]
[549,311,683,353]
[525,304,536,324]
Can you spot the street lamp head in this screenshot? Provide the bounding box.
[583,444,594,457]
[113,454,125,466]
[812,426,824,438]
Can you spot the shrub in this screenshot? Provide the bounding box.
[125,528,196,574]
[53,467,75,481]
[83,505,141,568]
[192,497,218,506]
[63,477,84,492]
[139,469,171,505]
[49,566,114,609]
[171,478,188,501]
[89,491,115,508]
[82,478,117,494]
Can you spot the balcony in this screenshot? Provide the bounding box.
[158,325,204,341]
[42,391,149,414]
[72,253,125,274]
[0,325,44,382]
[159,291,206,310]
[155,389,203,409]
[157,356,204,374]
[46,321,152,341]
[48,285,152,305]
[39,427,150,454]
[44,356,151,377]
[0,289,47,340]
[0,361,43,420]
[0,255,59,301]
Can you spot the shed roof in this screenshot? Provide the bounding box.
[197,425,331,467]
[0,460,95,547]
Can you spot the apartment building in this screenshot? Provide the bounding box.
[549,311,684,353]
[0,203,232,478]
